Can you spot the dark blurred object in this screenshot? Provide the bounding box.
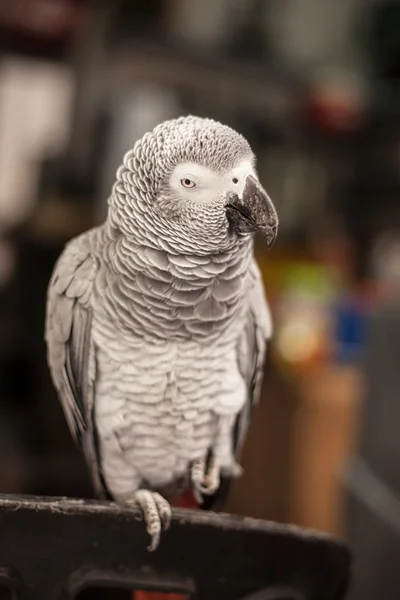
[62,2,118,200]
[112,0,164,41]
[0,494,350,600]
[345,300,400,600]
[226,0,270,64]
[367,0,400,83]
[337,98,400,279]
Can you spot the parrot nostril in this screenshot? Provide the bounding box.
[232,178,238,184]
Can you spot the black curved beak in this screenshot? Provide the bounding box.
[226,174,278,248]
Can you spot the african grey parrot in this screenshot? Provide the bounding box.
[45,115,278,550]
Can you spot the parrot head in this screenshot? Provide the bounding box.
[110,116,278,253]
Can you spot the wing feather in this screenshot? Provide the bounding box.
[45,235,105,496]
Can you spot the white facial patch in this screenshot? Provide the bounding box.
[169,158,257,203]
[226,159,257,198]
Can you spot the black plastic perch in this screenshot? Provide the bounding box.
[0,494,350,600]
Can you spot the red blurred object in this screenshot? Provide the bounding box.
[0,0,86,41]
[133,491,198,600]
[169,489,199,510]
[304,72,366,134]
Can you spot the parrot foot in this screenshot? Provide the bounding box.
[190,453,220,503]
[131,489,171,551]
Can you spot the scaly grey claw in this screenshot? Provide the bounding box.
[191,453,220,502]
[132,489,171,551]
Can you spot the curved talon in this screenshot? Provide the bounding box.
[191,454,220,502]
[132,489,171,551]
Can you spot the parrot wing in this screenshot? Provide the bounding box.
[202,258,272,511]
[234,258,272,456]
[45,234,105,496]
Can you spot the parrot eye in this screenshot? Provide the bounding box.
[180,178,196,188]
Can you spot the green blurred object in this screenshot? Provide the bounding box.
[271,262,340,373]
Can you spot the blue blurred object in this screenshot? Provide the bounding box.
[333,295,366,364]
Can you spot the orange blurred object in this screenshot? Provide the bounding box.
[133,491,198,600]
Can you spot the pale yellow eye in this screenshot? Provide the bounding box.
[180,178,196,188]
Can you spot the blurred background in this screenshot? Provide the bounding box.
[0,0,399,598]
